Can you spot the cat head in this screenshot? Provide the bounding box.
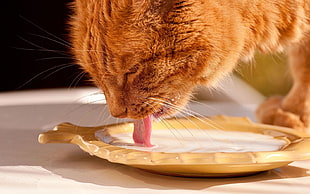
[70,0,233,119]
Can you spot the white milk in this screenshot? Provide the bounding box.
[96,129,287,153]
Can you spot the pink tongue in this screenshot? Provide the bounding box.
[133,115,153,147]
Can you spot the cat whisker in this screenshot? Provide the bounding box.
[145,101,185,143]
[148,97,225,130]
[35,56,72,62]
[60,93,109,127]
[13,46,70,56]
[17,63,77,89]
[170,112,198,138]
[172,111,225,146]
[69,71,87,88]
[179,107,225,131]
[27,33,72,48]
[188,98,224,114]
[74,49,106,53]
[74,103,109,127]
[74,91,106,104]
[149,97,196,116]
[17,35,70,56]
[42,63,77,80]
[146,99,221,146]
[161,101,231,143]
[80,93,106,105]
[170,103,225,129]
[147,97,203,128]
[84,99,106,104]
[20,15,72,47]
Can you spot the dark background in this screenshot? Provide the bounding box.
[2,0,90,92]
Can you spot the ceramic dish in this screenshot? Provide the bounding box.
[38,116,310,177]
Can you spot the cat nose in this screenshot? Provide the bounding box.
[110,107,128,118]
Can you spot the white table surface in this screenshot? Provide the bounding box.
[0,88,309,194]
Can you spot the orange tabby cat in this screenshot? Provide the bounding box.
[70,0,310,134]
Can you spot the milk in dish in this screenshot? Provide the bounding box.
[96,128,287,153]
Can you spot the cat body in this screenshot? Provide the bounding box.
[70,0,310,133]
